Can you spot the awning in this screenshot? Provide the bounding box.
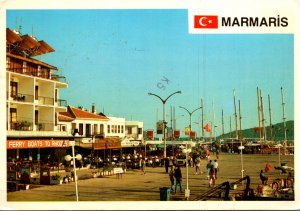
[93,137,121,150]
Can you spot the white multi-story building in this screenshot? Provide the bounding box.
[6,28,70,160]
[125,121,144,142]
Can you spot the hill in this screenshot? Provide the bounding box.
[218,120,294,141]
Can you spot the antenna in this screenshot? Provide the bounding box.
[19,17,22,34]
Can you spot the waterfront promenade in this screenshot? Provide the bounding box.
[6,153,294,208]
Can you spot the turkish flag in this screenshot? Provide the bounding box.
[204,123,211,132]
[194,15,218,29]
[190,131,196,138]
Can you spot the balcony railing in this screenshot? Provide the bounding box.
[8,92,34,103]
[7,68,67,83]
[10,121,33,131]
[57,99,67,107]
[38,96,54,105]
[51,74,67,83]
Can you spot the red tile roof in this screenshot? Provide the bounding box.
[58,113,74,122]
[68,106,109,120]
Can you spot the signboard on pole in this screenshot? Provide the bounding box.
[185,127,190,135]
[173,130,180,138]
[147,130,154,139]
[156,121,163,134]
[190,131,196,139]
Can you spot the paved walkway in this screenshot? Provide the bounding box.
[4,153,294,210]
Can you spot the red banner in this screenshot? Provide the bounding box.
[7,139,70,149]
[190,131,196,138]
[147,130,154,139]
[173,130,180,138]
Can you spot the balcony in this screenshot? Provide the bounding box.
[51,74,67,83]
[7,121,69,137]
[7,67,67,83]
[8,92,34,103]
[38,96,54,105]
[10,121,33,131]
[57,99,67,107]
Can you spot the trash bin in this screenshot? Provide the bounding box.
[159,187,171,201]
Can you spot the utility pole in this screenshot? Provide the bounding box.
[222,109,224,139]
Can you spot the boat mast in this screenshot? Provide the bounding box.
[238,100,242,140]
[260,89,266,143]
[257,87,262,143]
[201,98,204,142]
[281,87,287,154]
[233,90,238,140]
[268,94,273,141]
[213,100,216,142]
[222,109,224,139]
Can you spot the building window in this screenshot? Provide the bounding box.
[112,125,115,133]
[79,123,83,135]
[35,86,39,100]
[55,89,58,102]
[94,124,98,135]
[118,125,120,133]
[10,81,18,97]
[35,110,39,125]
[121,125,124,133]
[108,125,110,133]
[128,127,132,135]
[10,108,17,129]
[138,128,142,135]
[100,124,104,135]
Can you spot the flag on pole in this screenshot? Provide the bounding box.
[204,123,211,132]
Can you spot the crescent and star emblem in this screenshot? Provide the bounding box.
[199,17,213,26]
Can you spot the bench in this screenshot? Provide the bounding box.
[113,167,124,179]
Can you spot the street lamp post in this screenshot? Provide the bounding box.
[65,132,82,202]
[179,106,201,200]
[148,91,181,158]
[179,106,201,140]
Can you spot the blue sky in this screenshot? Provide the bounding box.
[6,9,294,137]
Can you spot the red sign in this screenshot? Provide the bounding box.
[190,131,196,139]
[173,130,180,138]
[194,16,218,29]
[7,139,70,149]
[147,130,154,139]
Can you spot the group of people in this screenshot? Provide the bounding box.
[206,159,219,187]
[167,156,220,193]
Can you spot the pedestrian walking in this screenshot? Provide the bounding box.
[192,153,197,167]
[195,155,202,175]
[213,159,219,179]
[169,165,175,192]
[140,158,146,174]
[165,157,170,173]
[206,160,213,179]
[209,167,216,187]
[174,166,183,193]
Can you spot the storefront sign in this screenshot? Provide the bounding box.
[7,139,70,149]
